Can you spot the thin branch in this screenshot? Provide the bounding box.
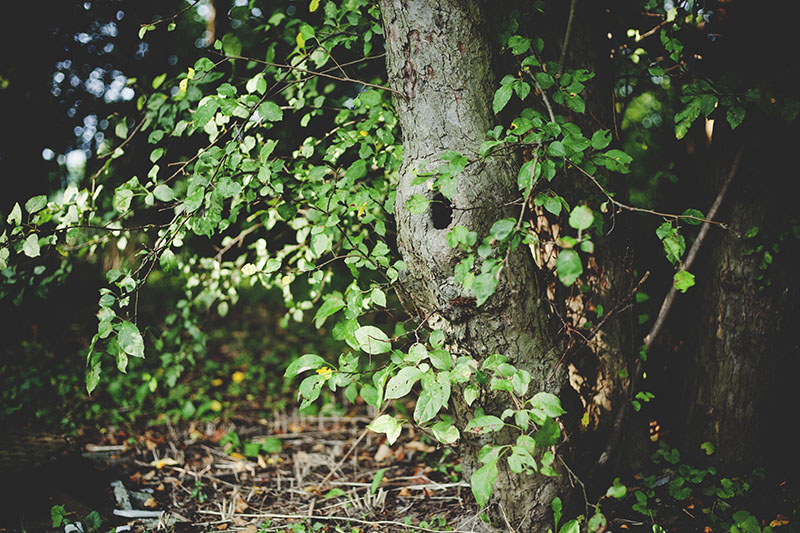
[643,150,742,348]
[219,52,405,98]
[557,0,578,78]
[597,149,743,469]
[570,160,735,230]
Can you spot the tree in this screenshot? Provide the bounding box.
[3,0,799,531]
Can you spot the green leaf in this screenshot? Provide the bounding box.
[414,372,450,423]
[493,85,513,114]
[113,188,134,213]
[51,505,67,528]
[464,384,479,406]
[118,321,144,358]
[221,33,242,57]
[490,218,516,241]
[314,296,345,328]
[682,208,705,225]
[429,348,452,370]
[673,270,695,293]
[152,73,167,89]
[727,106,745,130]
[552,497,563,531]
[535,72,555,90]
[22,234,41,258]
[153,184,174,202]
[556,249,582,286]
[507,445,537,473]
[285,354,327,378]
[345,159,367,181]
[588,512,607,533]
[465,415,504,434]
[138,24,155,40]
[430,329,445,348]
[471,459,498,508]
[299,374,326,409]
[193,99,219,128]
[355,325,391,354]
[590,129,612,150]
[385,366,423,399]
[367,415,403,445]
[432,421,460,444]
[568,205,594,231]
[606,477,627,499]
[25,195,48,214]
[7,202,21,225]
[559,519,580,533]
[531,392,566,417]
[258,101,283,122]
[473,270,499,306]
[406,195,429,214]
[700,441,715,455]
[547,141,567,157]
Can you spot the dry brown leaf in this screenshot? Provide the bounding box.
[398,487,411,497]
[143,497,157,508]
[405,441,435,453]
[374,444,393,462]
[234,496,249,513]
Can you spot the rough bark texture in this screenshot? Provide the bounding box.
[378,0,567,529]
[676,126,800,473]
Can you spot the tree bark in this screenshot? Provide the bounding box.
[676,124,800,473]
[378,0,568,529]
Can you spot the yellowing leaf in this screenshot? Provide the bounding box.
[230,452,246,460]
[232,371,245,383]
[309,0,320,12]
[179,78,188,93]
[150,457,179,469]
[210,400,223,412]
[296,32,306,48]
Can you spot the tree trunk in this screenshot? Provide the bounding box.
[676,123,800,473]
[379,0,568,528]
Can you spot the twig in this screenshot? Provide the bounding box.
[643,150,742,348]
[557,0,578,78]
[210,512,479,533]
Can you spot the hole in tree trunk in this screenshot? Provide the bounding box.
[431,192,452,229]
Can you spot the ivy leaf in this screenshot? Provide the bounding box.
[355,325,391,354]
[285,354,327,378]
[471,459,498,508]
[493,85,513,115]
[367,414,403,445]
[117,321,144,358]
[556,249,582,286]
[673,270,695,293]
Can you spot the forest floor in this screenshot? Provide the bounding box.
[2,408,798,533]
